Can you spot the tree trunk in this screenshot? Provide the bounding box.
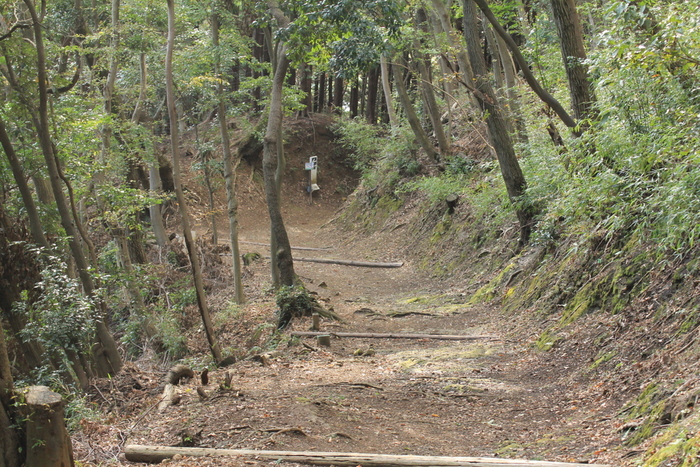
[392,58,439,163]
[495,32,528,144]
[430,0,476,102]
[131,52,168,248]
[300,63,312,116]
[0,322,19,467]
[317,72,326,112]
[365,65,379,124]
[124,445,603,466]
[24,386,74,467]
[349,82,359,118]
[265,0,297,288]
[333,77,343,110]
[213,9,245,304]
[23,0,123,376]
[166,0,223,364]
[463,0,533,245]
[0,118,49,248]
[472,0,577,130]
[427,9,457,109]
[380,54,398,128]
[549,0,597,124]
[416,8,449,155]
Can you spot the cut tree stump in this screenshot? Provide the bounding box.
[25,386,74,467]
[290,331,498,341]
[123,445,609,466]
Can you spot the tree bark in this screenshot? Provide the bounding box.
[264,0,296,287]
[23,0,123,375]
[495,32,528,144]
[292,257,403,268]
[166,0,223,364]
[124,445,605,466]
[0,118,49,248]
[291,331,494,340]
[24,386,74,467]
[416,8,449,154]
[213,9,245,304]
[349,82,359,118]
[379,54,398,128]
[430,0,476,101]
[0,322,19,467]
[317,72,326,112]
[463,0,533,245]
[300,63,313,116]
[549,0,597,124]
[472,0,577,130]
[333,77,344,110]
[392,58,439,163]
[365,65,379,124]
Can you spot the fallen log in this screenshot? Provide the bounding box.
[236,240,334,251]
[294,257,404,268]
[290,331,498,341]
[123,445,608,466]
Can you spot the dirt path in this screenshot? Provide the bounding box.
[110,204,629,467]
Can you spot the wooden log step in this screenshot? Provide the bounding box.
[290,331,498,341]
[123,445,608,466]
[293,257,404,268]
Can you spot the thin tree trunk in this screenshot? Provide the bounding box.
[132,53,168,247]
[416,8,449,155]
[265,0,296,288]
[23,0,122,375]
[430,0,476,99]
[318,72,326,112]
[380,54,398,128]
[463,0,533,245]
[213,9,245,304]
[0,119,49,248]
[333,77,343,110]
[301,63,312,116]
[549,0,597,124]
[0,322,19,467]
[427,9,457,109]
[472,0,577,130]
[495,32,528,144]
[365,65,379,124]
[392,58,439,164]
[166,0,223,363]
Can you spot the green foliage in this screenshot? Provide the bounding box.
[152,308,188,360]
[276,285,317,319]
[15,253,95,362]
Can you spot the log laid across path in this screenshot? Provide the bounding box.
[293,257,404,268]
[124,445,609,466]
[290,331,498,341]
[237,240,334,251]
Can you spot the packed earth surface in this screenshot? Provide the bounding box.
[75,116,641,467]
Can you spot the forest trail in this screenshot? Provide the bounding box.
[115,199,629,467]
[76,116,630,466]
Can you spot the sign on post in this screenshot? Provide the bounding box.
[305,156,319,202]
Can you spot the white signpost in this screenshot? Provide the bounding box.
[305,156,319,203]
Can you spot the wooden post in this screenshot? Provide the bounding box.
[24,386,74,467]
[312,313,320,331]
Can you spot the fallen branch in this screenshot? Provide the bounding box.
[290,331,498,341]
[236,240,334,251]
[123,445,608,466]
[294,257,404,268]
